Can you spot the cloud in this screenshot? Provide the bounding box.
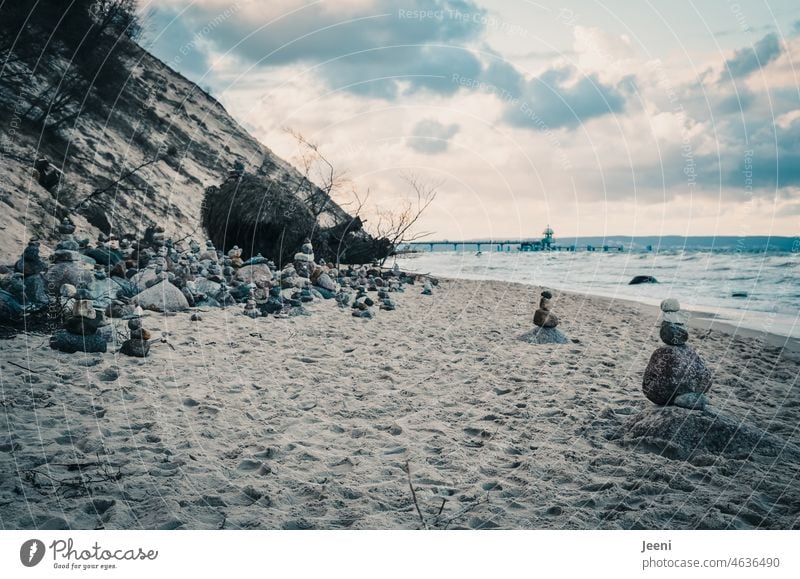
[502,66,626,130]
[145,0,489,99]
[720,32,782,80]
[407,119,460,153]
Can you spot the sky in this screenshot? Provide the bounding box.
[140,0,800,240]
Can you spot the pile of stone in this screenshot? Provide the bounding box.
[519,289,568,345]
[642,299,712,409]
[2,219,415,332]
[120,308,150,357]
[50,287,107,353]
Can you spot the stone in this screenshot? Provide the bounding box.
[422,281,433,295]
[243,298,260,318]
[533,309,558,328]
[0,289,23,323]
[315,272,337,292]
[380,299,397,311]
[673,392,708,410]
[135,280,189,312]
[352,308,375,319]
[16,241,46,276]
[519,327,568,345]
[53,249,81,262]
[642,345,712,406]
[234,264,272,284]
[615,406,798,461]
[64,314,104,336]
[540,289,553,299]
[23,275,49,307]
[629,275,658,285]
[58,218,76,235]
[659,321,688,346]
[660,298,680,312]
[335,291,351,307]
[120,337,149,357]
[50,330,107,353]
[129,328,151,341]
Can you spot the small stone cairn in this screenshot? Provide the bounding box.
[120,308,150,357]
[520,289,568,344]
[50,286,107,353]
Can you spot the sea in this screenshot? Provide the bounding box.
[395,248,800,339]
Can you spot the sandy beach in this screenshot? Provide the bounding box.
[1,278,798,530]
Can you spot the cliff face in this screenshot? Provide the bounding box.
[0,41,352,262]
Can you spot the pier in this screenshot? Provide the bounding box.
[401,226,626,253]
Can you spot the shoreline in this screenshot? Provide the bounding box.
[401,269,800,355]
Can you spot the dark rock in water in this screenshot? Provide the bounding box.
[519,327,568,344]
[642,345,712,405]
[659,321,688,346]
[629,275,658,285]
[615,406,798,461]
[731,291,748,298]
[50,330,107,353]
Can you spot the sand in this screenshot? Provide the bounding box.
[1,278,799,530]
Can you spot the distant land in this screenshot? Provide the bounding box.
[406,236,799,253]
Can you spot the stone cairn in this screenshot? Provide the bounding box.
[120,307,150,357]
[642,299,712,409]
[50,286,107,353]
[242,289,261,318]
[520,289,568,344]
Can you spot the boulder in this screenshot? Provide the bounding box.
[134,280,189,312]
[45,262,94,293]
[0,289,23,323]
[235,263,272,284]
[629,275,658,285]
[615,406,799,461]
[314,272,337,292]
[642,345,712,405]
[50,330,107,353]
